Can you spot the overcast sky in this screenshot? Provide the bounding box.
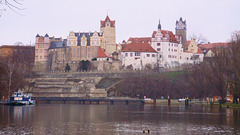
[0,0,239,45]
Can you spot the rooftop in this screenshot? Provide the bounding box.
[122,43,157,53]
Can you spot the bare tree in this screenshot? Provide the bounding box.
[0,56,25,100]
[224,31,240,103]
[0,0,24,16]
[187,62,215,101]
[189,33,208,45]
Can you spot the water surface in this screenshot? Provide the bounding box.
[0,104,240,135]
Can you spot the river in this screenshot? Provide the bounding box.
[0,104,240,135]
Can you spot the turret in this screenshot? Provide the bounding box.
[158,20,161,30]
[35,34,40,43]
[44,33,49,44]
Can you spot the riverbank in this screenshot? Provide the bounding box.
[154,99,240,108]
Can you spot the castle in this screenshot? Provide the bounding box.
[34,16,203,71]
[120,17,203,69]
[34,16,117,72]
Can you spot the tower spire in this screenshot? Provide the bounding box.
[158,19,161,30]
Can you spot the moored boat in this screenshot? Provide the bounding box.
[7,90,35,105]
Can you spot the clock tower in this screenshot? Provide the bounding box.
[176,17,187,50]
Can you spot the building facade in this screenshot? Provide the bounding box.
[151,21,183,67]
[34,16,116,72]
[121,43,158,70]
[0,45,34,60]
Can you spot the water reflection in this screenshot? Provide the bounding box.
[0,104,239,135]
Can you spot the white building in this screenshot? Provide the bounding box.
[151,21,183,67]
[151,21,203,67]
[121,43,158,70]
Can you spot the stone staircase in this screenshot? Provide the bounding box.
[28,77,107,98]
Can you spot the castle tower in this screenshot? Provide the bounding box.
[100,15,116,55]
[175,17,187,50]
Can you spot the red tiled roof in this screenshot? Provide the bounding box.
[186,41,191,47]
[198,42,229,50]
[152,30,179,43]
[128,37,151,44]
[122,43,157,53]
[100,15,115,28]
[97,47,108,58]
[197,48,203,54]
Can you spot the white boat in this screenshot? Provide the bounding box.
[8,90,35,105]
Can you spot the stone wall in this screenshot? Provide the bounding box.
[34,59,122,72]
[27,77,107,98]
[33,61,48,72]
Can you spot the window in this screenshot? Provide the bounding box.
[157,43,160,46]
[160,55,162,58]
[135,52,140,56]
[152,54,155,57]
[82,42,86,46]
[169,49,170,51]
[147,54,150,57]
[130,53,133,57]
[125,53,128,57]
[88,48,90,51]
[157,48,161,51]
[78,48,79,51]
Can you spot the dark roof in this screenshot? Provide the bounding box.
[176,17,187,30]
[44,34,49,37]
[74,32,103,46]
[36,34,40,37]
[49,40,67,49]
